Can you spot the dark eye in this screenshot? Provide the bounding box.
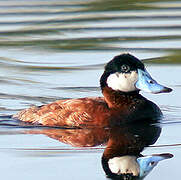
[121,64,130,72]
[149,161,155,166]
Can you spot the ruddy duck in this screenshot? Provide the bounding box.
[13,53,172,127]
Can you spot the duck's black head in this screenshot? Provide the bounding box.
[100,53,172,94]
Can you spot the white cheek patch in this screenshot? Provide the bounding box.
[108,156,140,176]
[107,71,138,92]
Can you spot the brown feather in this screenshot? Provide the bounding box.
[13,97,112,127]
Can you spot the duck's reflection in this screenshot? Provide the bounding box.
[101,123,173,179]
[27,122,173,179]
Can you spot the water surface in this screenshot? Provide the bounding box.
[0,0,181,179]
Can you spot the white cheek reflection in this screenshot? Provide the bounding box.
[107,71,138,92]
[108,156,140,176]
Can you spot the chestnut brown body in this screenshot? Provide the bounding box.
[13,87,161,127]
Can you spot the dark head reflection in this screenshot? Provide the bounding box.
[101,123,173,179]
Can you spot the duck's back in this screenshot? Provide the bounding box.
[13,97,111,127]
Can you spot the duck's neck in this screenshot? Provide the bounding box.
[102,86,141,108]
